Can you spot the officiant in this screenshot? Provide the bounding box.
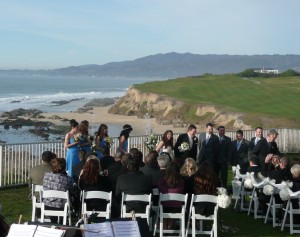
[174,124,198,160]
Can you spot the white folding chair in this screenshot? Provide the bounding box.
[81,190,112,222]
[31,184,43,222]
[153,193,188,237]
[40,190,72,226]
[121,193,152,231]
[185,194,218,237]
[247,173,269,219]
[281,189,300,234]
[264,182,285,227]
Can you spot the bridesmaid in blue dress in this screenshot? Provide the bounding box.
[117,124,133,154]
[64,119,80,177]
[78,120,92,154]
[95,124,108,160]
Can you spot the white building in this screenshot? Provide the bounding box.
[253,68,279,74]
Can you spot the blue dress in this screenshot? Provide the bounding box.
[79,135,91,153]
[96,138,106,160]
[66,137,80,177]
[117,139,128,153]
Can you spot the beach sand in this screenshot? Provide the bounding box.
[40,106,187,136]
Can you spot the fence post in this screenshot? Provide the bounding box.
[0,145,3,187]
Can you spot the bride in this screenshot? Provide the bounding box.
[156,130,174,157]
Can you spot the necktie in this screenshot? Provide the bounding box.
[237,141,241,150]
[206,135,210,144]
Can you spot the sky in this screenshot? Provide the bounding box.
[0,0,300,69]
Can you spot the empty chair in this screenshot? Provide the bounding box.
[121,193,152,230]
[31,184,43,222]
[81,190,112,222]
[40,190,72,226]
[186,194,218,237]
[281,189,300,234]
[153,193,188,237]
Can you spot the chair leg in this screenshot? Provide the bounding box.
[159,215,163,237]
[264,196,272,224]
[192,214,195,237]
[290,208,293,235]
[248,189,255,216]
[281,203,289,231]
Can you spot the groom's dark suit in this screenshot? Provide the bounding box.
[174,133,198,160]
[198,133,219,169]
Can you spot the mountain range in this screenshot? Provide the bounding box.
[1,52,300,78]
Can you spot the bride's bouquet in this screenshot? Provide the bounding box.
[145,134,158,151]
[105,136,114,147]
[179,142,190,151]
[74,133,83,142]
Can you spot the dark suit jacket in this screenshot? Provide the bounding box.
[140,165,161,188]
[252,138,281,168]
[174,133,198,160]
[72,160,85,183]
[230,139,249,174]
[217,135,232,163]
[198,133,219,168]
[115,171,152,212]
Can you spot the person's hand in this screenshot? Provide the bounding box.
[265,153,273,163]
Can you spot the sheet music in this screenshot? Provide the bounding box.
[7,224,37,237]
[82,222,114,237]
[112,221,141,237]
[34,226,65,237]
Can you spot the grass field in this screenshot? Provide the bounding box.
[134,74,300,119]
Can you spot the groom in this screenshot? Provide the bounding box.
[174,124,198,160]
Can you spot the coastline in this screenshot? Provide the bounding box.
[39,105,187,136]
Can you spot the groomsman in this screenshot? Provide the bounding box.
[215,126,232,188]
[174,124,198,160]
[249,127,264,152]
[198,123,219,169]
[252,129,281,169]
[230,130,249,174]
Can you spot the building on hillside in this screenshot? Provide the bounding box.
[253,68,279,74]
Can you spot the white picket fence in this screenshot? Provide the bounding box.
[0,128,299,187]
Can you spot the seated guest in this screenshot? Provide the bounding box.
[157,153,171,178]
[248,155,261,179]
[72,150,87,184]
[192,162,218,217]
[107,152,122,178]
[263,156,292,183]
[132,150,145,167]
[110,153,131,190]
[290,164,300,208]
[79,158,112,211]
[291,157,300,166]
[140,151,160,188]
[43,158,72,224]
[29,151,55,187]
[115,157,152,213]
[157,162,185,229]
[180,158,198,193]
[100,146,115,170]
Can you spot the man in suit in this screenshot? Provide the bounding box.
[215,126,232,188]
[248,127,264,153]
[115,157,152,213]
[252,129,281,169]
[174,124,198,160]
[198,123,219,170]
[139,151,160,188]
[230,130,249,174]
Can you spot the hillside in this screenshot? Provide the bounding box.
[108,74,300,129]
[1,53,300,78]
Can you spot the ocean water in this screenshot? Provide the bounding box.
[0,75,164,143]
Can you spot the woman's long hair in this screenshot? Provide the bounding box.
[180,158,197,177]
[194,162,218,195]
[96,124,108,140]
[162,130,174,148]
[119,124,132,140]
[164,162,182,188]
[80,159,100,184]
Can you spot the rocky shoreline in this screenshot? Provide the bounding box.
[0,97,118,142]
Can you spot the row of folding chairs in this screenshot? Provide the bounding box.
[231,165,300,235]
[32,184,218,236]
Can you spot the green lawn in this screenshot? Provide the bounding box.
[0,185,294,236]
[134,74,300,119]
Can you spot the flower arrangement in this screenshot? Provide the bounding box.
[145,134,158,151]
[105,136,114,146]
[74,133,83,142]
[244,178,253,189]
[179,142,190,151]
[217,187,231,208]
[263,185,274,195]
